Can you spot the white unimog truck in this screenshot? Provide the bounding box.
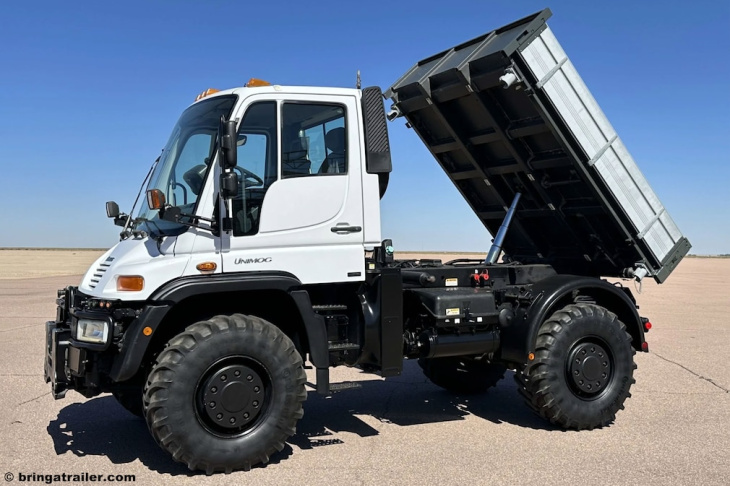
[44,9,690,473]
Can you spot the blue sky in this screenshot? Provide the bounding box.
[0,0,727,254]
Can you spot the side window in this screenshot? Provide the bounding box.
[281,103,347,177]
[170,132,213,207]
[233,101,278,236]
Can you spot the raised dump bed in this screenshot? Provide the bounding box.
[386,8,690,283]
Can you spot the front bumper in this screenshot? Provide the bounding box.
[44,286,155,399]
[44,320,92,399]
[44,286,107,399]
[44,320,71,398]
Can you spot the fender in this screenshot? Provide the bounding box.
[110,272,327,382]
[500,274,644,364]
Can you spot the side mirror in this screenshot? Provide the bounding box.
[219,117,238,169]
[146,189,166,210]
[220,172,238,199]
[106,201,120,218]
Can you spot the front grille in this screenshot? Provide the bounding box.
[88,256,114,289]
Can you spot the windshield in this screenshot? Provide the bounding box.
[133,95,237,236]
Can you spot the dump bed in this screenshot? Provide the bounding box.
[385,8,690,283]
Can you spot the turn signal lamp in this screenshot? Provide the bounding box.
[196,261,217,273]
[195,88,220,101]
[146,189,166,210]
[117,276,144,292]
[245,78,271,87]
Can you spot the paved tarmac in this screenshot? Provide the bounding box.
[0,259,728,485]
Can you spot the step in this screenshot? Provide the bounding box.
[329,381,363,392]
[313,304,348,312]
[327,342,360,351]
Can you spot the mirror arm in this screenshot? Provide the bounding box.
[113,213,129,227]
[159,206,216,233]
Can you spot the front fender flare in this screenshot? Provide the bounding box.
[110,272,328,382]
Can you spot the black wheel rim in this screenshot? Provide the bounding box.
[566,338,614,399]
[194,356,271,437]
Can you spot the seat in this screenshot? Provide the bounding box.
[319,127,346,174]
[282,138,311,177]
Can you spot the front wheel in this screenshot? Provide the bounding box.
[143,314,306,474]
[514,303,636,430]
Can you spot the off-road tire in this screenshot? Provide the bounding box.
[113,388,144,418]
[514,303,636,430]
[143,314,307,474]
[419,356,507,394]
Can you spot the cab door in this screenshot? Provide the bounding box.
[221,92,365,284]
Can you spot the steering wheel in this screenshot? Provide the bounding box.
[233,167,264,187]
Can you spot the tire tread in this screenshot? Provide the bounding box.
[143,313,306,474]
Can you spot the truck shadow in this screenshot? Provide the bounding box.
[46,363,554,475]
[45,398,293,476]
[291,362,556,450]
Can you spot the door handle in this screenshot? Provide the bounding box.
[331,224,362,234]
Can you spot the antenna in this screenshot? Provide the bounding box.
[356,70,361,89]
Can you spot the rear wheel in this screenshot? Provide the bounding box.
[514,303,636,430]
[143,314,306,473]
[419,356,506,394]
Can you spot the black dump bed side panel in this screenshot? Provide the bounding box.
[385,9,690,282]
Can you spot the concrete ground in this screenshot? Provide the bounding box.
[0,254,728,485]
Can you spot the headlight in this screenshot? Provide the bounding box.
[76,319,109,344]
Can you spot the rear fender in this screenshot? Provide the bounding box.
[500,275,644,365]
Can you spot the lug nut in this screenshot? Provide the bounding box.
[209,401,216,408]
[252,401,259,407]
[243,412,249,419]
[229,417,236,424]
[211,386,217,393]
[247,375,253,381]
[220,374,227,381]
[254,386,260,392]
[216,413,223,420]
